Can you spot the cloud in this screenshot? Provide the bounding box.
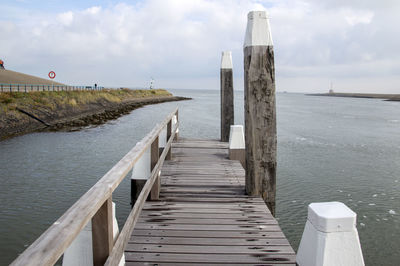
[0,0,399,92]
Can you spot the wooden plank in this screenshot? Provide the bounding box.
[129,236,291,246]
[132,229,286,239]
[134,223,282,231]
[92,197,113,266]
[126,243,294,254]
[125,253,296,264]
[137,218,277,225]
[126,263,292,266]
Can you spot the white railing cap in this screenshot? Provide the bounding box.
[244,10,273,48]
[308,202,356,233]
[221,51,233,69]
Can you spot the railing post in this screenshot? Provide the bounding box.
[150,136,160,200]
[244,11,277,215]
[220,51,234,142]
[166,120,172,160]
[92,196,113,266]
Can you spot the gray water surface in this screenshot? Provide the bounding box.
[0,90,399,265]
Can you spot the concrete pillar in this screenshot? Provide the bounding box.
[220,51,234,142]
[243,11,276,215]
[297,202,365,266]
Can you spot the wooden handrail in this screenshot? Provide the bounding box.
[11,107,178,266]
[105,121,178,265]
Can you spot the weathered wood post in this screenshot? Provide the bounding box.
[166,119,172,160]
[243,11,277,215]
[220,51,234,142]
[150,136,160,200]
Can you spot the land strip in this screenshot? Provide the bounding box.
[307,92,400,101]
[0,89,190,141]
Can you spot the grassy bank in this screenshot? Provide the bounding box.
[0,89,187,140]
[0,89,172,114]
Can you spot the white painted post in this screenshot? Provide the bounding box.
[297,202,365,266]
[229,125,245,168]
[159,126,167,149]
[62,202,124,266]
[172,114,179,140]
[131,146,151,205]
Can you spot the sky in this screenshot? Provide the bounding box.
[1,0,399,93]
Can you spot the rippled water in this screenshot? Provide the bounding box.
[0,90,399,265]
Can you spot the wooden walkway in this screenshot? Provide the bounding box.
[124,139,295,265]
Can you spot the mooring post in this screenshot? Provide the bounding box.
[243,11,277,215]
[220,51,234,142]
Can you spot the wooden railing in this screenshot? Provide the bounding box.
[11,108,179,266]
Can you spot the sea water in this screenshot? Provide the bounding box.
[0,89,399,265]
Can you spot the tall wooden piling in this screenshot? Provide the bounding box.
[220,51,234,142]
[243,11,277,215]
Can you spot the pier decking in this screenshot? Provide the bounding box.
[125,139,295,265]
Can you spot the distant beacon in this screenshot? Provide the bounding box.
[0,59,4,69]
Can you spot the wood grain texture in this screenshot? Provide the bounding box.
[92,197,113,266]
[11,108,178,266]
[105,122,178,266]
[244,45,277,215]
[150,137,160,200]
[125,139,294,265]
[220,68,234,142]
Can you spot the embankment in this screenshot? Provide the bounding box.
[0,89,190,140]
[307,92,400,101]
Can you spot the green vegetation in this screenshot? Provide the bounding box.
[0,89,172,114]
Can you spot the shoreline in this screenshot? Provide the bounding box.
[0,95,190,141]
[307,92,400,101]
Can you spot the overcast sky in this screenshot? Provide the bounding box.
[1,0,399,93]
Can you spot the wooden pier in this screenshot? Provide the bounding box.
[126,139,295,265]
[11,108,295,266]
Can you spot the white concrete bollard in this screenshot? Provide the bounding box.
[172,114,179,137]
[63,202,125,266]
[297,201,364,266]
[131,146,151,180]
[228,125,245,168]
[159,126,167,148]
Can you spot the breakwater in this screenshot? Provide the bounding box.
[307,92,400,101]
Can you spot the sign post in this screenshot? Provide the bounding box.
[48,71,56,91]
